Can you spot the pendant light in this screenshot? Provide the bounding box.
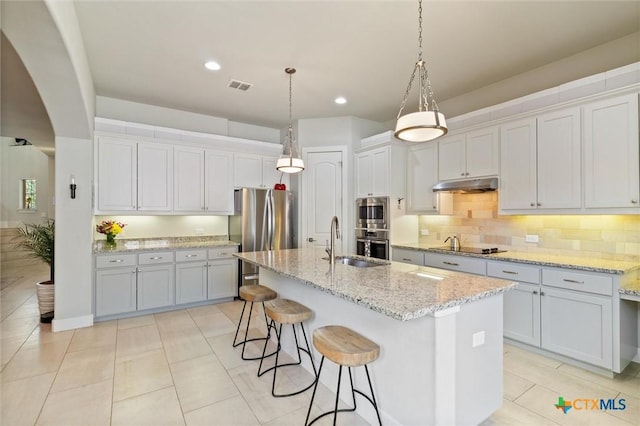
[276,67,305,173]
[394,0,447,142]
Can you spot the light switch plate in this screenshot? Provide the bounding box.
[472,331,485,348]
[420,229,429,236]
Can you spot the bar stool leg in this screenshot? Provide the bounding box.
[258,320,317,398]
[232,301,278,361]
[305,356,325,426]
[364,365,383,426]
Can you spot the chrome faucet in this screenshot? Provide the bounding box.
[325,216,341,265]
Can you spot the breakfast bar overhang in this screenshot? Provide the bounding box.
[235,249,515,426]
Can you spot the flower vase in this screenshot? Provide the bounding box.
[105,233,116,247]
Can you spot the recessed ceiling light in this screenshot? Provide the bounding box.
[334,97,347,105]
[204,61,221,71]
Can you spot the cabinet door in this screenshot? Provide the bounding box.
[438,135,465,180]
[175,262,208,304]
[95,267,137,317]
[370,146,390,196]
[406,142,439,213]
[137,143,173,211]
[499,118,537,210]
[537,108,581,209]
[503,282,540,346]
[137,264,175,310]
[354,151,372,197]
[234,153,263,188]
[541,287,613,369]
[465,127,499,178]
[174,147,205,212]
[207,259,237,300]
[584,93,640,208]
[205,150,234,214]
[97,137,137,212]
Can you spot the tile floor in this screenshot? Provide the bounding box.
[1,261,639,425]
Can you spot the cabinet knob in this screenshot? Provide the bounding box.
[465,172,470,176]
[540,291,545,296]
[532,290,538,295]
[460,173,465,176]
[530,202,535,207]
[537,203,541,207]
[632,199,638,204]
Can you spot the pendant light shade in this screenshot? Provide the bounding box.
[395,0,447,143]
[277,67,304,174]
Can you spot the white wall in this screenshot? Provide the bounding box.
[54,137,94,331]
[0,137,52,227]
[96,96,281,144]
[93,215,228,240]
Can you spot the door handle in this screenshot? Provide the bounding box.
[307,237,315,242]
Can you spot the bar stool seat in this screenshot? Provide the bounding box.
[232,284,278,361]
[305,325,382,426]
[258,298,317,398]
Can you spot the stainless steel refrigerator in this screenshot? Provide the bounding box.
[229,188,296,288]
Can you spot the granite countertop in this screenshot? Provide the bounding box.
[620,278,640,298]
[93,236,239,254]
[391,243,640,275]
[235,248,516,321]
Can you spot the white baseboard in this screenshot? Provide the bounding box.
[52,314,94,332]
[632,349,640,364]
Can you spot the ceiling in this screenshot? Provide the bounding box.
[2,1,639,152]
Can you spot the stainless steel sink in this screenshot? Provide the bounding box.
[322,256,386,268]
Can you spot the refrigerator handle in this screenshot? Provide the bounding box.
[267,189,274,250]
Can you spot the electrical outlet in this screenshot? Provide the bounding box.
[472,331,485,348]
[420,229,429,236]
[195,228,204,235]
[525,234,539,243]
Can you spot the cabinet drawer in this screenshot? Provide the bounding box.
[96,253,137,269]
[487,261,540,284]
[175,249,208,262]
[392,248,424,265]
[542,268,613,296]
[424,253,486,275]
[208,246,238,259]
[138,251,174,265]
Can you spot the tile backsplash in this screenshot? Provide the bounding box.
[418,193,639,261]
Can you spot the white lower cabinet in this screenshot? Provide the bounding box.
[540,286,612,369]
[137,264,175,310]
[95,267,137,317]
[489,259,616,370]
[175,250,208,305]
[95,246,237,318]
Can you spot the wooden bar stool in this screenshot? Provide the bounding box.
[305,325,382,426]
[232,284,278,361]
[257,298,317,397]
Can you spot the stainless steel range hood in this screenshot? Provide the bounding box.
[432,177,498,193]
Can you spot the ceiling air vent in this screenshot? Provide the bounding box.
[227,79,253,91]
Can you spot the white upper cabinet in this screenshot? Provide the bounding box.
[137,142,173,211]
[500,107,581,212]
[205,151,234,214]
[174,147,234,214]
[355,146,390,197]
[438,127,499,180]
[536,108,581,209]
[97,137,138,212]
[173,146,205,212]
[234,153,290,189]
[406,141,439,213]
[583,93,639,209]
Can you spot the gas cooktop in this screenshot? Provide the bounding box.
[432,247,507,255]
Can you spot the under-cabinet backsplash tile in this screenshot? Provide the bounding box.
[418,193,640,261]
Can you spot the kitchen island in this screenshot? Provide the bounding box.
[235,248,515,426]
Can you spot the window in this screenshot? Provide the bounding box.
[20,179,37,210]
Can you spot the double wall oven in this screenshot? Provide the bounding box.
[355,196,389,260]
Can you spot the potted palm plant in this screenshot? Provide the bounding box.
[17,219,55,323]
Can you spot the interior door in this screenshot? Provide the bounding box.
[303,151,343,250]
